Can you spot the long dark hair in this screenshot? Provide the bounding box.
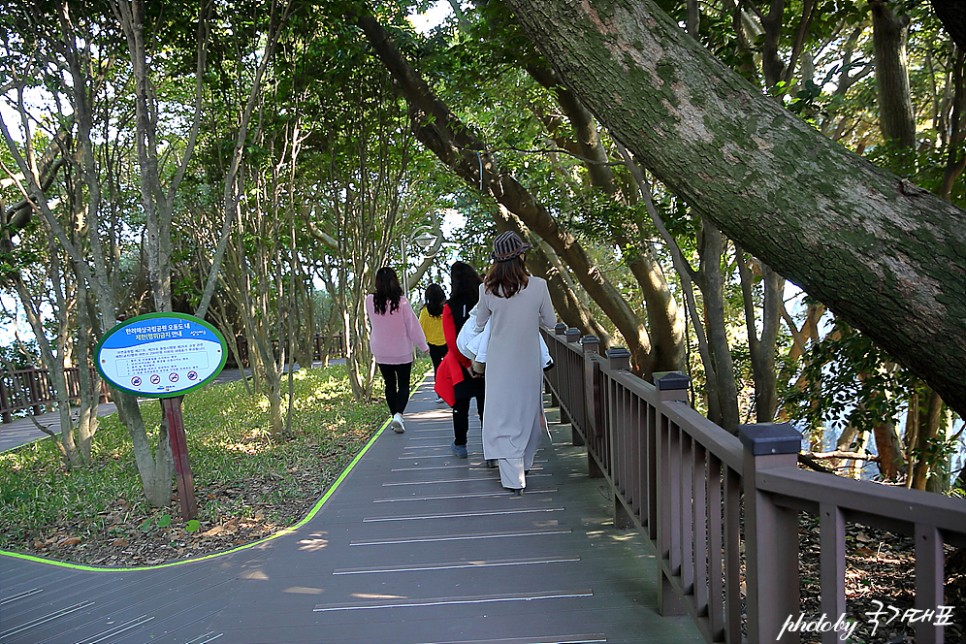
[448,261,483,332]
[424,283,446,317]
[373,267,403,315]
[484,255,529,298]
[449,261,482,302]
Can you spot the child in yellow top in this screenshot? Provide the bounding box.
[419,284,448,401]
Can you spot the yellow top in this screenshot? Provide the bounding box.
[419,307,446,346]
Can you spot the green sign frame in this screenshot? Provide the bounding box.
[95,312,228,398]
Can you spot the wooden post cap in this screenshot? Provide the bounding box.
[738,423,801,456]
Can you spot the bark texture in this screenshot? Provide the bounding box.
[501,0,966,416]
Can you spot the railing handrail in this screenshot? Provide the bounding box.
[605,362,747,473]
[541,324,965,644]
[0,365,106,423]
[757,467,966,541]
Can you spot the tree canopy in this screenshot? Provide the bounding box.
[502,0,966,417]
[1,0,964,500]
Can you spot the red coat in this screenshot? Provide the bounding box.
[433,303,471,406]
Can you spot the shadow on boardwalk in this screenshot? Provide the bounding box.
[0,377,703,643]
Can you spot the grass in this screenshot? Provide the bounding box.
[0,362,406,553]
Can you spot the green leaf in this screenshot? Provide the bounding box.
[185,519,201,533]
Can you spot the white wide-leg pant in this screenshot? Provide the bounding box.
[496,419,543,490]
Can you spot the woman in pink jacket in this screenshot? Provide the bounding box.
[366,267,429,433]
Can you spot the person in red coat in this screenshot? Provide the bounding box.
[434,261,485,459]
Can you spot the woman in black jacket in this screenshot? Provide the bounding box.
[436,261,485,459]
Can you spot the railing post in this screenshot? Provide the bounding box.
[603,347,634,529]
[550,323,569,422]
[655,371,689,397]
[0,373,10,423]
[740,423,802,643]
[565,328,582,438]
[656,372,690,616]
[577,335,599,448]
[30,368,43,416]
[606,348,630,370]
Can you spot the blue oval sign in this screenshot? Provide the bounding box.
[95,313,228,398]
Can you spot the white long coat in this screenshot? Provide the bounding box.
[476,276,555,462]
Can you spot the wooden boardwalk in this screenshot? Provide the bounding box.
[0,380,703,643]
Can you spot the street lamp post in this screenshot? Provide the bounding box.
[401,227,438,297]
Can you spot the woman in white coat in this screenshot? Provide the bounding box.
[476,231,555,494]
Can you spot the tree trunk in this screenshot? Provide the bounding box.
[759,0,787,87]
[872,420,905,481]
[527,62,686,372]
[500,0,966,417]
[697,221,740,431]
[835,424,870,479]
[870,0,917,149]
[911,388,945,490]
[528,244,611,342]
[737,253,783,422]
[114,392,172,506]
[74,291,99,464]
[932,0,966,49]
[940,48,966,200]
[113,0,172,313]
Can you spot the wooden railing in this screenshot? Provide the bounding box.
[0,367,108,424]
[542,323,966,644]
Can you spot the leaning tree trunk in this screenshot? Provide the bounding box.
[527,62,686,373]
[356,13,656,374]
[501,0,966,417]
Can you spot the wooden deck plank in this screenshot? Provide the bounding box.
[0,380,703,643]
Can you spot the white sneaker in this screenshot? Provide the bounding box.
[391,412,405,433]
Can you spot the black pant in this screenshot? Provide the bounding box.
[428,343,447,373]
[378,362,413,415]
[453,377,484,446]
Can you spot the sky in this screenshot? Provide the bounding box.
[408,1,454,34]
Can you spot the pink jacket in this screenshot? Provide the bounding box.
[366,294,429,364]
